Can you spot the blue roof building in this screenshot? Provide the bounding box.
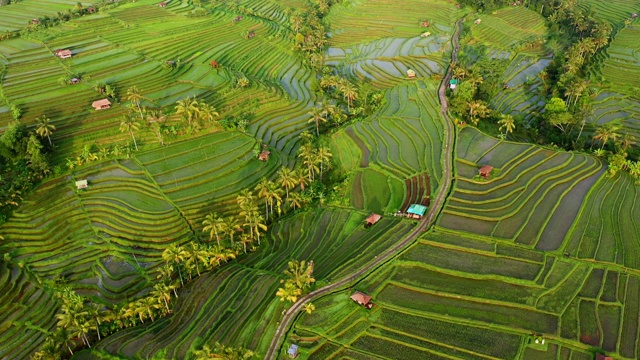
[407,204,427,218]
[288,344,299,358]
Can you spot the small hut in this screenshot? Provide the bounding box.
[365,213,381,228]
[70,78,80,84]
[158,2,167,7]
[31,19,40,25]
[478,165,493,178]
[595,354,613,360]
[258,150,270,162]
[55,49,73,59]
[407,69,416,79]
[350,291,373,309]
[421,31,431,37]
[87,7,96,13]
[75,180,88,190]
[233,15,243,23]
[474,19,482,25]
[92,99,111,110]
[210,60,220,69]
[632,13,638,18]
[420,20,430,27]
[407,204,427,219]
[449,79,459,90]
[287,344,299,358]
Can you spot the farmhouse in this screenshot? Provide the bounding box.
[407,69,416,78]
[75,180,88,190]
[350,291,373,309]
[55,49,72,59]
[365,213,381,228]
[287,344,299,358]
[478,165,493,178]
[258,150,270,162]
[407,204,427,219]
[92,99,111,110]
[450,79,459,90]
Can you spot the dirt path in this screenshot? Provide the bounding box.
[263,19,463,360]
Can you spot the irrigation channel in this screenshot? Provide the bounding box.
[263,18,463,360]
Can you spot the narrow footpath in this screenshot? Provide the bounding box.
[263,18,463,360]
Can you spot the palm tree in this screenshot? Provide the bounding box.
[315,145,332,180]
[593,122,622,149]
[284,259,315,290]
[294,167,309,191]
[199,103,220,125]
[341,82,358,112]
[239,233,252,253]
[254,178,271,218]
[147,110,167,146]
[498,114,515,138]
[126,86,146,119]
[276,280,302,303]
[290,13,303,33]
[298,144,317,181]
[616,133,635,153]
[308,106,327,136]
[185,242,207,277]
[162,245,186,285]
[287,192,303,210]
[86,303,107,341]
[136,297,160,323]
[175,96,200,125]
[152,283,172,313]
[266,180,282,217]
[237,77,250,88]
[202,212,224,246]
[53,327,76,356]
[35,115,55,146]
[277,167,298,198]
[119,114,140,151]
[222,216,241,246]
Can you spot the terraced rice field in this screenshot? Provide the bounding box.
[468,7,546,52]
[289,229,637,359]
[565,172,640,270]
[578,0,640,26]
[0,0,88,32]
[94,209,414,358]
[491,54,550,122]
[438,127,604,249]
[0,0,315,160]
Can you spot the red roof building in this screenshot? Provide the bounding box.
[478,165,493,178]
[350,291,373,309]
[92,99,111,110]
[258,150,270,162]
[159,2,167,7]
[55,49,72,59]
[595,354,613,360]
[365,213,381,227]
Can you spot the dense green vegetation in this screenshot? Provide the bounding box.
[0,0,639,359]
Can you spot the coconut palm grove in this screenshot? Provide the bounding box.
[1,0,640,359]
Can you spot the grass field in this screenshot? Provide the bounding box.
[288,228,637,359]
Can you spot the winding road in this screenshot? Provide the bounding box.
[263,18,464,360]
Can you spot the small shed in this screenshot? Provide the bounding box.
[421,20,430,27]
[210,60,220,68]
[478,165,493,178]
[632,13,638,18]
[87,7,96,13]
[474,19,482,25]
[158,2,167,7]
[407,69,416,78]
[449,79,459,90]
[287,344,299,358]
[350,291,373,309]
[55,49,73,59]
[92,99,111,110]
[233,15,243,22]
[70,78,80,84]
[258,150,270,162]
[421,31,431,37]
[595,354,613,360]
[407,204,427,219]
[365,213,381,228]
[75,180,88,190]
[31,19,40,25]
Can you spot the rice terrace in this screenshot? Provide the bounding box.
[1,0,640,359]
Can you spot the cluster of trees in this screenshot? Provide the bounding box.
[289,0,338,67]
[0,119,53,225]
[190,342,255,360]
[276,259,316,306]
[317,72,385,121]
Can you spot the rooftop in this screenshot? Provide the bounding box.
[407,204,427,216]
